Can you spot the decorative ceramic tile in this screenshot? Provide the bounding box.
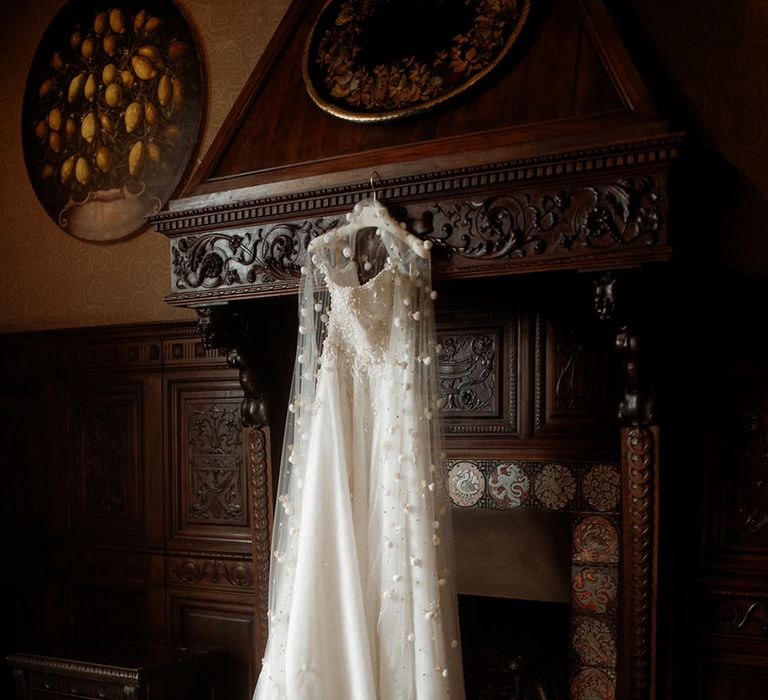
[582,463,621,512]
[572,616,617,667]
[570,667,616,700]
[487,462,530,508]
[572,565,618,614]
[533,462,576,510]
[573,515,619,564]
[447,461,485,507]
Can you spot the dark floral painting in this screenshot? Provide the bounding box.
[22,0,203,242]
[303,0,531,122]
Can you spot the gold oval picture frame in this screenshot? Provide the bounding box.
[302,0,531,123]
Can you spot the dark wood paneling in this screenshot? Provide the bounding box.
[0,390,46,526]
[66,372,164,548]
[702,366,768,567]
[437,310,519,437]
[692,364,768,696]
[533,309,615,439]
[165,373,251,551]
[70,384,143,535]
[1,323,265,700]
[70,586,155,642]
[437,275,617,457]
[169,592,257,700]
[698,655,768,700]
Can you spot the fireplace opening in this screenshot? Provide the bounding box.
[459,594,570,699]
[452,508,574,699]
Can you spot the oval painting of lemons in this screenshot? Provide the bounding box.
[22,0,203,242]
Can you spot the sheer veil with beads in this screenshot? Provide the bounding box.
[253,198,465,699]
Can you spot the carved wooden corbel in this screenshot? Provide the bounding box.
[196,306,268,428]
[593,271,655,426]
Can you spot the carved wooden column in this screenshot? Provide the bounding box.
[245,424,273,662]
[595,271,660,700]
[621,424,659,700]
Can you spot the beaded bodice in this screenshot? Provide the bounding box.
[322,261,399,372]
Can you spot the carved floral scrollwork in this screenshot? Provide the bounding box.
[188,402,245,522]
[169,558,254,587]
[171,218,338,291]
[438,332,496,413]
[423,177,663,260]
[427,193,557,258]
[710,595,768,636]
[190,469,243,520]
[190,403,242,454]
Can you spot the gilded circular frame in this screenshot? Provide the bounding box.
[302,0,532,123]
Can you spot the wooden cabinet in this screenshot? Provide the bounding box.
[7,642,224,699]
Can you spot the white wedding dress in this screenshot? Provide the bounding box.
[254,199,464,700]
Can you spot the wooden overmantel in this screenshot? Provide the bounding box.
[150,0,680,697]
[152,130,679,307]
[150,0,681,309]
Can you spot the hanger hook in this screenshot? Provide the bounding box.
[370,171,381,202]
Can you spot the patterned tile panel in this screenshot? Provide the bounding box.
[444,459,621,514]
[573,515,619,564]
[486,462,530,508]
[533,462,577,511]
[571,616,617,668]
[446,461,486,508]
[572,565,619,615]
[582,463,621,512]
[444,457,622,691]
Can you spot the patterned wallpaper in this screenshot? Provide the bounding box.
[2,0,767,331]
[0,0,290,332]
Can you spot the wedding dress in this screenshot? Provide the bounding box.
[253,199,465,699]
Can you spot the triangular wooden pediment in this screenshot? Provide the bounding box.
[186,0,665,197]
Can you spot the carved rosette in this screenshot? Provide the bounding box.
[623,426,656,700]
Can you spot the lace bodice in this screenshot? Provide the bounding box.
[322,262,399,372]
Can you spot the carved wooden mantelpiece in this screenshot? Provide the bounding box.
[151,137,679,308]
[146,0,680,696]
[148,98,678,700]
